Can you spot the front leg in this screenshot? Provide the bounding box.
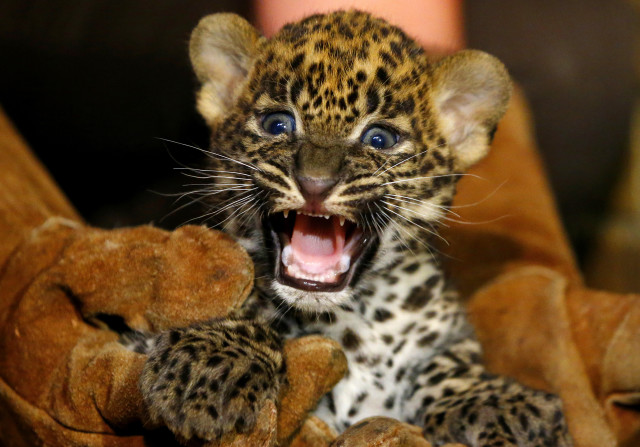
[405,338,572,447]
[139,318,285,442]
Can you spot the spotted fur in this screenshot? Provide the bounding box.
[138,11,572,446]
[140,318,285,442]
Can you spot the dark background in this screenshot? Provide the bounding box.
[0,0,636,268]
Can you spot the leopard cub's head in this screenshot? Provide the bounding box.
[189,11,511,311]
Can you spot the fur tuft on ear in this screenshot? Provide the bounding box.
[430,50,512,169]
[189,13,263,125]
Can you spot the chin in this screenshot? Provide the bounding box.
[271,280,354,312]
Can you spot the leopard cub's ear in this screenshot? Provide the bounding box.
[190,13,263,125]
[430,50,512,170]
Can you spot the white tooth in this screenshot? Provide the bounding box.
[283,210,289,219]
[281,245,292,266]
[324,215,330,220]
[339,254,351,273]
[339,217,346,226]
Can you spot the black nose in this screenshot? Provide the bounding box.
[296,175,337,198]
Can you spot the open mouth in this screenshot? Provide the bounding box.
[266,211,376,292]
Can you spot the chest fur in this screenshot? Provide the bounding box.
[276,255,467,430]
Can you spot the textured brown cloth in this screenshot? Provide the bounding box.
[0,88,639,447]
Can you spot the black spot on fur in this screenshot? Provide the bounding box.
[373,308,393,322]
[428,372,447,385]
[207,405,219,419]
[169,330,180,344]
[319,311,336,324]
[366,86,380,114]
[179,344,197,359]
[384,395,395,409]
[403,286,433,311]
[399,97,415,114]
[442,387,455,397]
[289,79,304,104]
[291,53,305,70]
[519,413,529,431]
[235,416,247,433]
[382,334,394,344]
[338,24,354,39]
[341,328,362,350]
[386,276,399,285]
[403,262,420,273]
[422,395,435,407]
[235,372,251,389]
[526,403,541,417]
[390,41,402,57]
[401,322,416,335]
[392,340,406,354]
[376,67,390,84]
[218,367,230,383]
[379,51,397,68]
[327,391,336,414]
[497,414,514,436]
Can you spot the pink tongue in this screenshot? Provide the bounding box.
[290,215,346,274]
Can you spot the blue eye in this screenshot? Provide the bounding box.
[361,126,398,149]
[262,112,296,135]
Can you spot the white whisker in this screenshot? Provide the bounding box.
[157,137,261,172]
[176,167,252,177]
[385,195,462,219]
[178,172,253,182]
[377,145,442,176]
[381,173,484,186]
[448,179,509,209]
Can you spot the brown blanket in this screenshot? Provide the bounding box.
[0,89,638,446]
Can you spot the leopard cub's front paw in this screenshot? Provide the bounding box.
[139,319,285,442]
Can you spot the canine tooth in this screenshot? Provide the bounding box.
[281,245,293,266]
[339,217,346,226]
[283,210,289,219]
[324,215,330,219]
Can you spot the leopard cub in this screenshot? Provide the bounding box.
[137,10,573,447]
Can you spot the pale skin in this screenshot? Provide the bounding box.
[253,0,466,52]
